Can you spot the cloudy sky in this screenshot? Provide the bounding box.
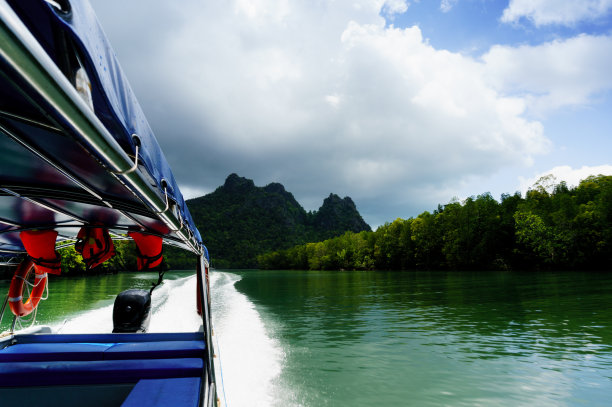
[89,0,612,227]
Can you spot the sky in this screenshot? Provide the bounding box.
[89,0,612,228]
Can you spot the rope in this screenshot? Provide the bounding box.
[14,272,46,288]
[14,306,37,331]
[214,330,229,407]
[55,319,68,334]
[11,270,49,332]
[149,266,165,295]
[15,272,48,300]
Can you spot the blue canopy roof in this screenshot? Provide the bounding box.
[0,0,206,260]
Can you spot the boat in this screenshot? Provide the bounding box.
[0,0,217,405]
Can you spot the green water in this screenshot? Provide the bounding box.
[228,270,612,407]
[0,271,194,332]
[2,269,611,406]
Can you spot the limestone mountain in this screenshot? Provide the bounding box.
[180,174,370,268]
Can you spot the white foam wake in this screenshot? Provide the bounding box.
[46,271,285,407]
[210,271,284,407]
[57,275,202,334]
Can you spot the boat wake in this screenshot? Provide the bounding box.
[210,271,284,407]
[47,272,285,407]
[55,275,202,334]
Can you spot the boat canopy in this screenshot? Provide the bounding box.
[0,0,205,258]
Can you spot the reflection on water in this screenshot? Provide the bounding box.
[231,270,612,407]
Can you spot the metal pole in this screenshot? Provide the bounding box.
[197,254,217,406]
[0,2,200,255]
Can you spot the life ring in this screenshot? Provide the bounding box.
[8,258,47,317]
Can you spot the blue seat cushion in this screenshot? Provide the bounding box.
[0,342,112,362]
[0,340,204,362]
[121,377,201,407]
[105,341,205,360]
[0,358,203,387]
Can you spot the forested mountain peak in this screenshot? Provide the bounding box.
[263,182,286,194]
[183,174,370,267]
[224,172,254,189]
[314,193,370,236]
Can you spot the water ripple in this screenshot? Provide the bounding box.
[228,270,612,406]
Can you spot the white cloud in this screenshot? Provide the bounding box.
[180,185,213,200]
[501,0,612,26]
[440,0,458,13]
[234,0,290,23]
[382,0,409,17]
[519,165,612,194]
[91,0,553,224]
[325,94,341,108]
[482,34,612,115]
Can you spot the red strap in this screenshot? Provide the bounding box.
[128,232,163,270]
[19,230,62,275]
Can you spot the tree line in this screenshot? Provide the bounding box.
[51,241,195,276]
[257,175,612,271]
[0,241,137,278]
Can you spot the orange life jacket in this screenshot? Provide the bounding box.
[19,230,62,275]
[128,231,163,270]
[75,227,115,269]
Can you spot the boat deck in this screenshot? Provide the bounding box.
[0,332,207,406]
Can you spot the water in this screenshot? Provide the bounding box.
[2,269,612,406]
[216,270,612,407]
[0,271,202,333]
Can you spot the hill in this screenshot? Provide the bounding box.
[171,174,370,268]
